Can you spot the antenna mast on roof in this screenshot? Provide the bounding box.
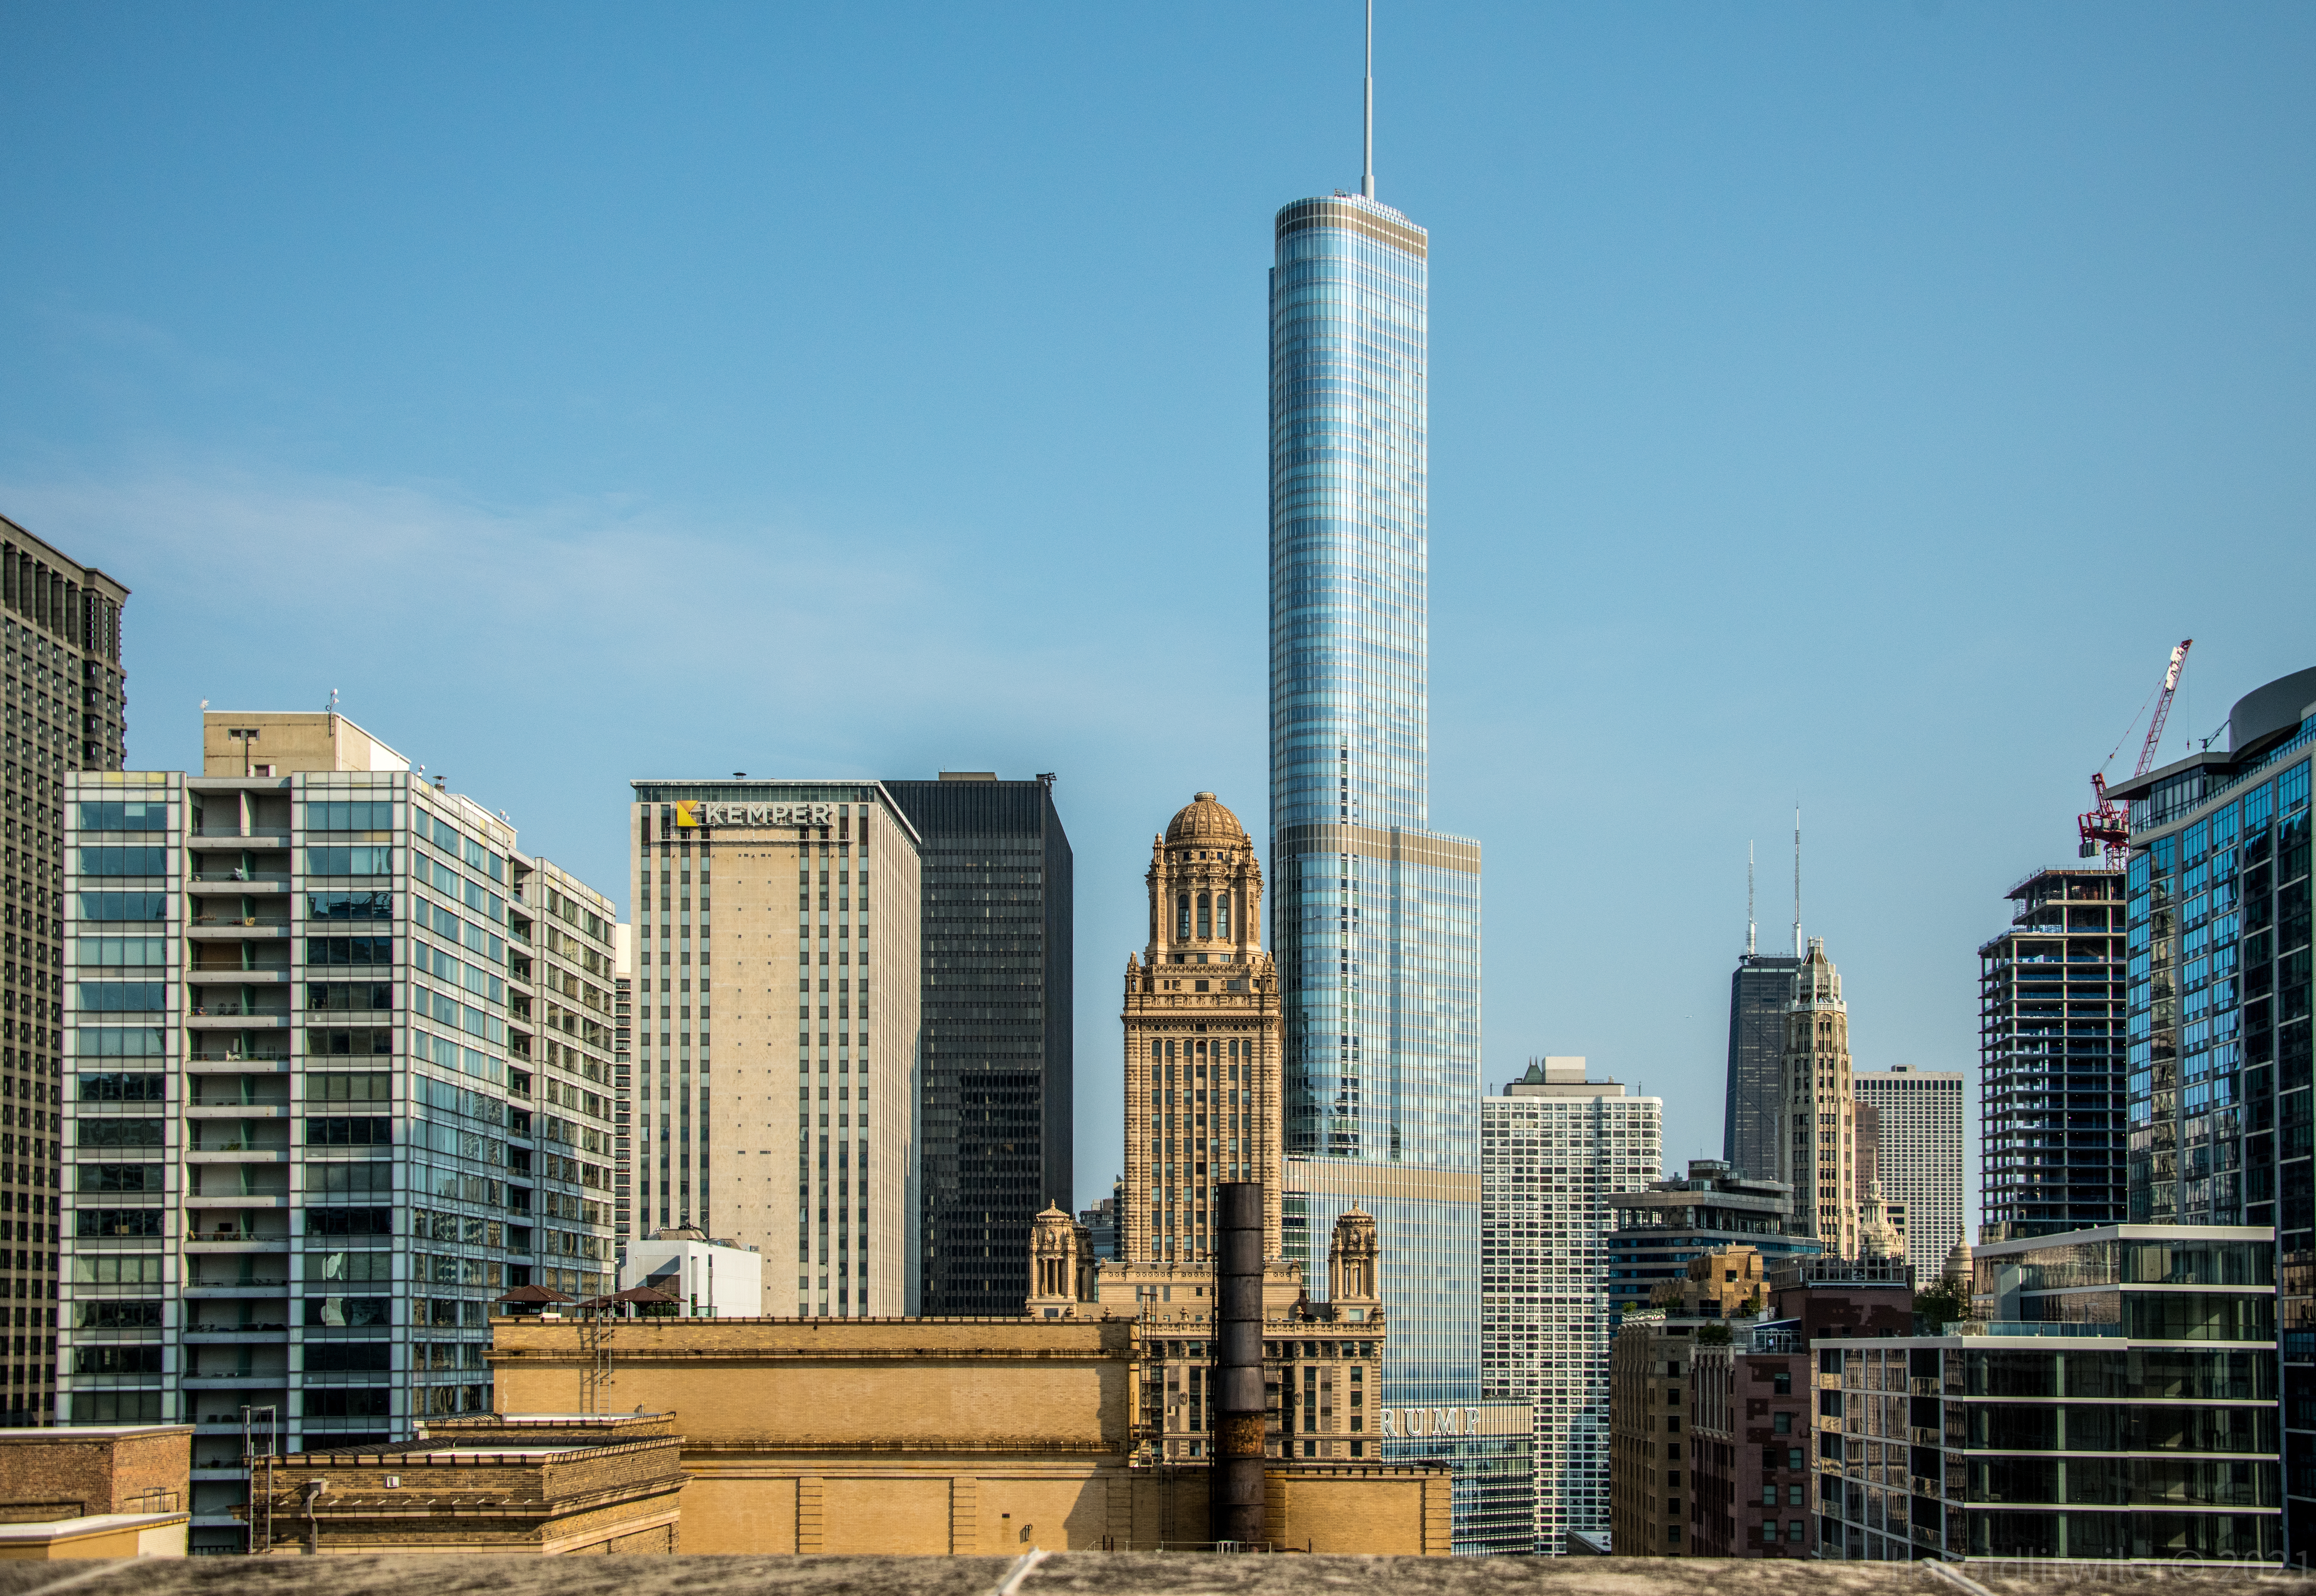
[1792,805,1802,957]
[1746,841,1756,957]
[1361,0,1375,199]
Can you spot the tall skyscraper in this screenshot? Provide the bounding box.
[0,513,128,1428]
[628,782,923,1317]
[1725,835,1803,1182]
[1780,938,1858,1257]
[1723,951,1802,1182]
[1480,1057,1660,1554]
[59,711,617,1552]
[1977,867,2129,1243]
[1853,1066,1963,1272]
[2102,664,2314,1554]
[881,773,1072,1317]
[1268,74,1482,1424]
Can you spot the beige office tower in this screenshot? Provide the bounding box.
[1119,793,1282,1260]
[627,783,921,1318]
[1781,937,1857,1257]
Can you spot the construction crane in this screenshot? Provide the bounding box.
[2078,638,2193,868]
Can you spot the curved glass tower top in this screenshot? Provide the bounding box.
[1268,194,1430,837]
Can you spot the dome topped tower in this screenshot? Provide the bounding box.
[1122,792,1282,1262]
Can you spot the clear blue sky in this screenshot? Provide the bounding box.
[3,3,2311,1217]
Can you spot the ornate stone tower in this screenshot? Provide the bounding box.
[1122,793,1284,1263]
[1026,1203,1095,1317]
[1781,937,1858,1256]
[1328,1205,1380,1313]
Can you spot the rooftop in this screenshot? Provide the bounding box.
[0,1553,2301,1595]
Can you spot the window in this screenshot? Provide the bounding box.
[74,892,166,923]
[78,1119,163,1149]
[307,846,396,876]
[308,936,394,966]
[309,892,393,921]
[75,847,166,876]
[1773,1411,1793,1434]
[1177,894,1191,940]
[75,983,164,1012]
[1217,893,1231,937]
[1198,893,1211,938]
[304,800,396,831]
[75,801,167,831]
[304,1297,392,1329]
[75,937,166,967]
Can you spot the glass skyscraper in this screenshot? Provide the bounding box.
[1268,189,1484,1432]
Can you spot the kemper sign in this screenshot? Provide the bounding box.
[673,801,835,829]
[1378,1406,1484,1439]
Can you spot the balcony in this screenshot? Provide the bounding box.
[187,922,289,938]
[188,833,291,849]
[189,872,290,886]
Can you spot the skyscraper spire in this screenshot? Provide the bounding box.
[1361,0,1375,199]
[1746,841,1756,957]
[1792,805,1803,957]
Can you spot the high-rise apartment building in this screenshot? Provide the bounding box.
[1852,1066,1962,1271]
[881,774,1071,1317]
[1780,938,1857,1257]
[1723,952,1802,1183]
[1268,184,1482,1425]
[612,923,633,1239]
[0,514,128,1428]
[58,711,616,1552]
[1480,1057,1661,1553]
[2103,664,2315,1554]
[1977,867,2129,1243]
[628,782,922,1317]
[1605,1160,1815,1323]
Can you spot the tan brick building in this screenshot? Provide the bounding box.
[250,1412,683,1555]
[486,1315,1449,1554]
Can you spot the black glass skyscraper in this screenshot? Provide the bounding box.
[1722,952,1801,1183]
[883,774,1074,1317]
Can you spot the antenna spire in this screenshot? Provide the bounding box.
[1746,841,1756,957]
[1361,0,1375,199]
[1792,804,1803,957]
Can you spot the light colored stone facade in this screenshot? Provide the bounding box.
[629,784,923,1317]
[486,1316,1449,1554]
[1780,939,1858,1258]
[1122,792,1283,1260]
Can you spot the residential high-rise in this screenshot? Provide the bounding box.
[1852,1066,1962,1273]
[1976,867,2128,1243]
[1779,938,1857,1257]
[0,514,128,1428]
[1723,953,1803,1184]
[612,923,634,1239]
[1604,1160,1816,1323]
[627,782,923,1317]
[1268,161,1482,1434]
[881,773,1072,1317]
[1817,1226,2278,1562]
[1480,1057,1661,1554]
[59,711,617,1553]
[2101,664,2314,1554]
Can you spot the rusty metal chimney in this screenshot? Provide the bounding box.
[1211,1181,1266,1547]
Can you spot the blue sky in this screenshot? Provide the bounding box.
[3,2,2311,1215]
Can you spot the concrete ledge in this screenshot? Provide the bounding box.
[0,1510,187,1559]
[0,1555,2302,1594]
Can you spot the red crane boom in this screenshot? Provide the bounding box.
[2078,639,2192,869]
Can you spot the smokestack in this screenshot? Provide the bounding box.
[1210,1181,1266,1547]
